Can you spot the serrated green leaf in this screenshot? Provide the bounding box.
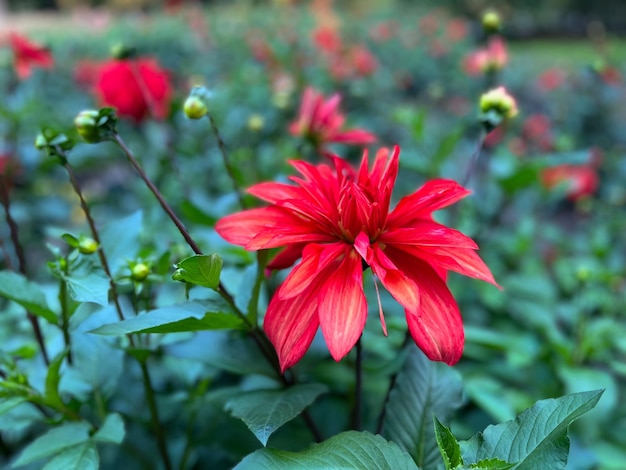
[235,431,418,470]
[225,384,327,446]
[461,390,603,470]
[382,346,463,469]
[44,350,68,409]
[0,271,58,323]
[0,397,26,416]
[93,413,125,444]
[89,300,244,335]
[434,417,462,470]
[172,254,223,289]
[64,269,110,306]
[470,458,515,469]
[13,422,92,466]
[42,442,99,470]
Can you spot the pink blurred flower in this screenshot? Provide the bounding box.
[312,25,342,54]
[446,18,469,42]
[463,37,507,76]
[289,87,377,148]
[537,68,567,92]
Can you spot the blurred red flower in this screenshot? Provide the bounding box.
[445,18,469,42]
[537,68,567,92]
[94,58,172,122]
[463,37,507,76]
[522,114,553,151]
[289,87,376,148]
[312,25,342,54]
[216,147,497,370]
[8,33,53,80]
[541,164,598,201]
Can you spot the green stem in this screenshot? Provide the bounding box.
[59,279,73,364]
[206,113,246,208]
[351,336,363,431]
[139,360,172,470]
[461,129,487,187]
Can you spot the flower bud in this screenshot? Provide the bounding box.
[479,86,518,131]
[78,236,99,255]
[111,43,136,60]
[74,110,102,143]
[482,10,501,34]
[247,114,264,132]
[183,95,208,119]
[131,263,150,282]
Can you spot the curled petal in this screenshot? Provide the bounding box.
[380,221,478,249]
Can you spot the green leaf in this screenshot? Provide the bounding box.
[13,422,92,466]
[64,268,110,306]
[434,417,462,470]
[93,413,125,444]
[235,431,418,469]
[172,254,223,289]
[461,390,604,470]
[61,233,79,248]
[180,199,218,226]
[382,346,463,469]
[89,300,244,335]
[468,458,515,469]
[0,271,58,323]
[44,349,68,409]
[42,442,99,470]
[225,384,328,446]
[431,127,463,167]
[0,397,26,416]
[99,211,142,273]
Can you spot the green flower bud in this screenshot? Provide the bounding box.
[183,95,208,119]
[482,10,501,34]
[74,110,102,143]
[131,263,151,282]
[78,237,99,255]
[247,114,264,132]
[479,86,518,131]
[111,43,136,60]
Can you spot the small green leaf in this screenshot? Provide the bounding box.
[461,390,604,470]
[225,384,327,446]
[235,431,418,469]
[13,422,92,466]
[62,233,79,248]
[434,417,462,470]
[0,271,58,323]
[44,350,68,409]
[382,346,464,469]
[89,300,244,335]
[172,254,223,289]
[42,442,99,470]
[93,413,125,444]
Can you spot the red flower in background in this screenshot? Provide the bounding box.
[463,37,507,76]
[522,114,554,151]
[289,87,376,148]
[541,164,598,201]
[216,147,497,370]
[312,25,343,54]
[94,58,172,122]
[537,68,567,92]
[8,33,53,80]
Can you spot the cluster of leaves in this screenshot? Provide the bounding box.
[0,2,624,469]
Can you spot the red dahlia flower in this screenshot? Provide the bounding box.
[8,33,54,80]
[541,164,598,201]
[94,58,172,122]
[216,146,497,371]
[289,87,377,149]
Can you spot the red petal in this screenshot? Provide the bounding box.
[318,249,367,361]
[331,129,378,145]
[387,179,470,227]
[264,281,321,372]
[380,221,478,249]
[267,243,307,271]
[385,247,464,365]
[248,182,303,204]
[215,207,334,250]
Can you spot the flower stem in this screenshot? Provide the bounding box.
[206,113,246,208]
[59,279,73,364]
[62,160,127,324]
[461,129,487,187]
[0,174,49,365]
[351,336,363,431]
[139,360,172,470]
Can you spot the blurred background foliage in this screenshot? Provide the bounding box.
[0,0,624,469]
